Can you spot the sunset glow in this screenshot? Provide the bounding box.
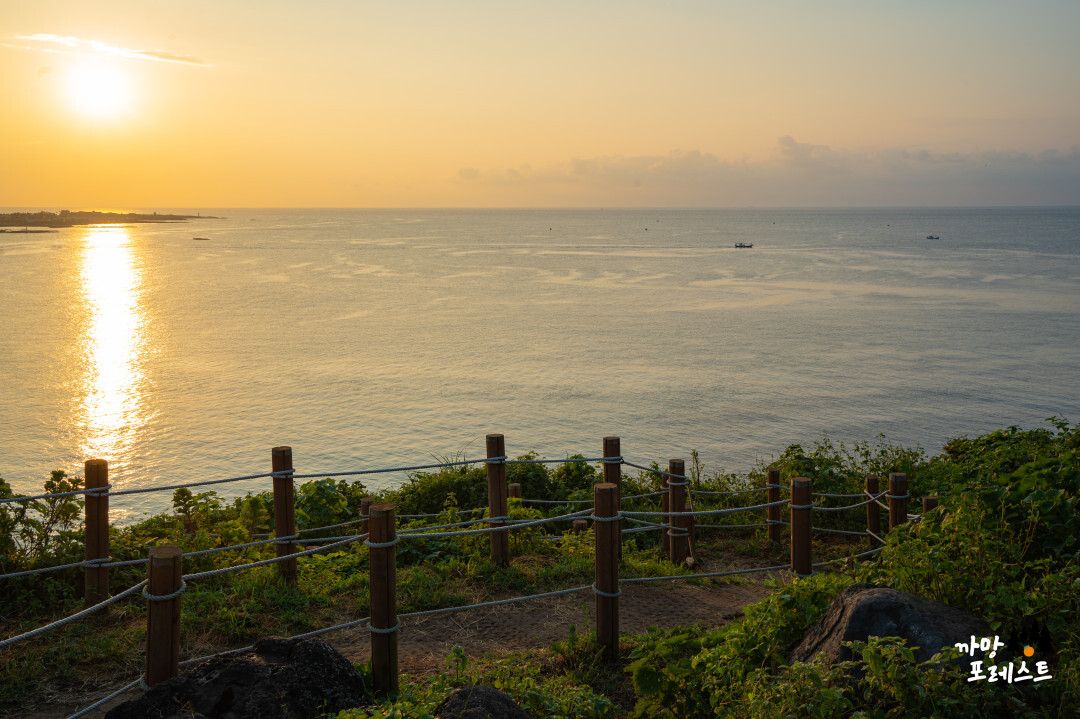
[2,2,1079,206]
[67,61,132,118]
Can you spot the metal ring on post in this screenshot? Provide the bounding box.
[601,456,623,464]
[483,455,507,464]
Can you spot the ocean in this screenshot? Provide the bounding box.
[2,207,1078,521]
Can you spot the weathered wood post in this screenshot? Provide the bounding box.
[888,473,909,531]
[360,497,374,536]
[602,437,622,557]
[790,477,812,578]
[368,503,399,695]
[594,482,620,660]
[84,459,110,605]
[659,462,675,558]
[508,483,522,500]
[272,447,297,584]
[766,468,782,543]
[486,434,510,566]
[668,460,690,565]
[922,496,938,514]
[146,545,183,686]
[572,519,588,534]
[602,436,621,503]
[866,475,881,548]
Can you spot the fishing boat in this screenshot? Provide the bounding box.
[734,242,753,248]
[926,235,940,240]
[193,237,211,241]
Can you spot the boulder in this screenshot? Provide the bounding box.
[105,637,367,719]
[435,686,529,719]
[788,582,1004,672]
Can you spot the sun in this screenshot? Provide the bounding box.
[67,61,133,119]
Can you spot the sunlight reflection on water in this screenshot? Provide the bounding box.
[76,226,148,518]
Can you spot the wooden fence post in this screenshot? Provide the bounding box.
[602,437,621,504]
[146,545,183,687]
[272,447,297,585]
[360,497,374,536]
[922,496,938,514]
[594,482,620,660]
[668,460,690,565]
[659,462,673,558]
[572,519,588,534]
[369,503,399,695]
[486,434,510,566]
[790,477,812,578]
[766,468,782,543]
[889,473,908,531]
[508,483,522,500]
[84,459,110,605]
[866,475,881,549]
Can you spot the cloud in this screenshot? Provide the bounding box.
[13,34,206,66]
[455,140,1080,206]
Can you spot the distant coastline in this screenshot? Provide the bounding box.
[0,210,220,229]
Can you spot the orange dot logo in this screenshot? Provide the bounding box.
[1024,646,1035,657]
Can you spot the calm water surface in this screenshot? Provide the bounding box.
[2,208,1078,521]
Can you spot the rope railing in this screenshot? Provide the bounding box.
[622,497,789,517]
[690,487,769,496]
[1,480,903,582]
[0,580,148,649]
[811,491,887,512]
[10,442,929,717]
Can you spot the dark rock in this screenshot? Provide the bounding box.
[789,582,1005,673]
[105,637,367,719]
[435,686,529,719]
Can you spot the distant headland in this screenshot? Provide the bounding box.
[0,210,220,231]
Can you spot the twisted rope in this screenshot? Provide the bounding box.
[621,498,788,517]
[368,621,400,635]
[621,563,790,584]
[592,584,622,598]
[1,580,147,648]
[812,492,886,512]
[0,483,114,504]
[812,526,870,537]
[143,580,187,602]
[65,677,143,719]
[690,487,769,496]
[622,461,688,480]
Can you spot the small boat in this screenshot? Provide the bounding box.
[926,235,940,240]
[192,237,211,241]
[734,242,753,248]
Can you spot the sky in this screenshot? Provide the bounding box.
[2,1,1079,208]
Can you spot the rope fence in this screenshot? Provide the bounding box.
[3,436,934,718]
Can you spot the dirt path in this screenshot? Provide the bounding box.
[18,561,785,718]
[331,575,773,673]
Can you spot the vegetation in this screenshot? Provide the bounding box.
[1,419,1077,717]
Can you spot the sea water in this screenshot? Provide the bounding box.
[2,207,1078,521]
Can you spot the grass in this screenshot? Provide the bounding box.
[2,419,1078,717]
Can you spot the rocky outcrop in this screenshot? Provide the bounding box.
[789,582,1003,672]
[435,686,529,719]
[105,637,367,719]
